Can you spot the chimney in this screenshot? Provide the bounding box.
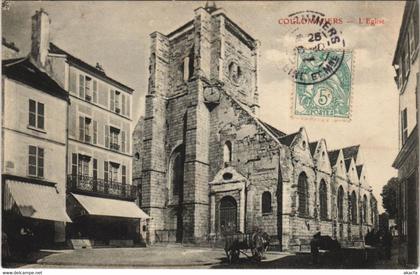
[31,8,50,67]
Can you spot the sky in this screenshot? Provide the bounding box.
[2,1,406,212]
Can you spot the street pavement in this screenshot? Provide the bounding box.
[2,245,405,269]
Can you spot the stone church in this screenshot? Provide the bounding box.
[133,3,379,250]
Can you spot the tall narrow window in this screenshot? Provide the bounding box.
[115,91,121,113]
[69,68,77,94]
[28,146,44,177]
[337,186,344,221]
[262,191,272,214]
[223,141,232,163]
[297,172,309,216]
[121,131,126,153]
[122,94,126,116]
[79,116,85,141]
[171,151,184,196]
[37,102,44,129]
[363,195,368,224]
[110,164,119,183]
[351,191,357,224]
[319,180,328,220]
[78,155,90,178]
[122,165,126,185]
[79,74,85,98]
[110,127,120,151]
[28,100,44,129]
[29,99,36,127]
[84,117,91,143]
[85,76,92,101]
[401,108,408,144]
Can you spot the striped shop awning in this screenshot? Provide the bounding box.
[4,180,72,223]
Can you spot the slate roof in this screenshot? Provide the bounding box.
[258,120,286,140]
[345,158,352,171]
[49,43,134,93]
[328,150,340,166]
[342,145,360,160]
[279,132,299,147]
[2,57,68,101]
[309,141,319,156]
[356,165,363,178]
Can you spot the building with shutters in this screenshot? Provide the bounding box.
[2,9,148,247]
[132,3,378,250]
[392,0,419,268]
[2,56,71,250]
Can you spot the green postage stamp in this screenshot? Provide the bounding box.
[294,50,353,119]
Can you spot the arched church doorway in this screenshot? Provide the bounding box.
[219,196,237,235]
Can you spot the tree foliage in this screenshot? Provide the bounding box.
[380,177,399,219]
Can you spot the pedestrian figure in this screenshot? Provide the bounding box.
[310,232,321,265]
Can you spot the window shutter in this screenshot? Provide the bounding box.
[79,116,85,141]
[71,153,78,177]
[93,158,97,180]
[93,120,98,144]
[122,94,126,116]
[93,80,98,103]
[37,147,44,178]
[37,102,44,129]
[105,125,109,148]
[79,75,85,98]
[127,96,130,117]
[29,99,36,127]
[122,165,126,184]
[104,161,108,183]
[110,89,115,111]
[69,68,77,94]
[121,131,126,153]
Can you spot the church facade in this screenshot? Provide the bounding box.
[133,4,378,250]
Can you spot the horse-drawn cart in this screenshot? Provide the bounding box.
[224,231,270,263]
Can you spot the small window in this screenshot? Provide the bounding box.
[302,140,306,149]
[262,191,272,214]
[28,145,44,178]
[135,152,140,160]
[28,99,44,130]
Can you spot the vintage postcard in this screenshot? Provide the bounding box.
[1,0,418,272]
